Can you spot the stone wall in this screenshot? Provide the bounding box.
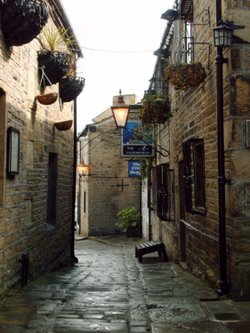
[149,0,250,299]
[0,15,75,289]
[79,114,141,236]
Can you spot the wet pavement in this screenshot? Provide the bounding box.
[0,235,250,333]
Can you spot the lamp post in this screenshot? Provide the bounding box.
[111,90,130,128]
[213,2,232,297]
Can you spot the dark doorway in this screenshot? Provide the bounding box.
[47,152,57,225]
[179,160,186,262]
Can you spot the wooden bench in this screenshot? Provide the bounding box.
[135,241,169,263]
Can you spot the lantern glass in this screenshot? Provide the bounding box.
[77,162,90,177]
[111,92,130,128]
[213,24,233,47]
[112,106,130,128]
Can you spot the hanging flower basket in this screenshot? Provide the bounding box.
[54,120,73,131]
[36,93,58,105]
[59,76,85,102]
[1,0,49,47]
[165,62,207,90]
[141,97,171,124]
[38,51,72,86]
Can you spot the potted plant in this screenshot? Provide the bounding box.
[116,207,140,237]
[58,56,85,102]
[59,76,85,102]
[37,26,73,85]
[141,92,171,124]
[1,0,49,47]
[165,62,207,90]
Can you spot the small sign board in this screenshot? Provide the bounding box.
[121,107,154,158]
[128,160,141,177]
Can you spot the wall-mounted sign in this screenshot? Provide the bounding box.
[121,108,154,157]
[7,127,20,176]
[128,160,141,177]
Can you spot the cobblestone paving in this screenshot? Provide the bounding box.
[0,236,250,333]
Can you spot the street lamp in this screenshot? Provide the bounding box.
[77,161,90,177]
[213,20,245,48]
[111,90,130,129]
[213,21,233,47]
[214,3,244,297]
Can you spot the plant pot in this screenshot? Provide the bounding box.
[36,93,58,105]
[59,76,85,102]
[141,98,171,124]
[165,63,207,90]
[126,226,140,238]
[1,0,49,47]
[54,120,73,131]
[38,51,72,85]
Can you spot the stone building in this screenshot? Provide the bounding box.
[77,94,141,237]
[141,0,250,300]
[0,0,83,290]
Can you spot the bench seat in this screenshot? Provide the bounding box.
[135,241,168,262]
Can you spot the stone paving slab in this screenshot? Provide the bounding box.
[152,320,230,333]
[0,236,249,333]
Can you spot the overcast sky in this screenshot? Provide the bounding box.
[60,0,174,131]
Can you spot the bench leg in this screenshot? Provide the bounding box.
[157,249,162,258]
[160,246,169,261]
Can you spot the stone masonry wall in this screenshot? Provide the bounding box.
[87,120,141,236]
[0,16,75,289]
[150,0,250,299]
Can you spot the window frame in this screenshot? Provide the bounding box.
[152,164,175,221]
[182,0,194,64]
[183,138,206,215]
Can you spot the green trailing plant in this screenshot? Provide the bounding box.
[141,92,171,124]
[116,207,140,232]
[165,62,207,90]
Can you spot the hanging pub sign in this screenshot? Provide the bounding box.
[128,160,141,177]
[121,106,154,157]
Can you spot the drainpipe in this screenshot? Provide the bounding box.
[71,99,78,263]
[215,0,230,296]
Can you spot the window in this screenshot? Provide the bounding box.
[154,164,175,221]
[47,152,57,225]
[183,139,206,214]
[184,22,193,63]
[181,0,194,63]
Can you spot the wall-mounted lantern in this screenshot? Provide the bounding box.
[213,20,245,48]
[213,21,233,48]
[111,90,130,129]
[77,161,90,177]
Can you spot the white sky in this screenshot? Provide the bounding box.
[60,0,174,132]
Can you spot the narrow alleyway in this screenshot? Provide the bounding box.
[0,236,249,333]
